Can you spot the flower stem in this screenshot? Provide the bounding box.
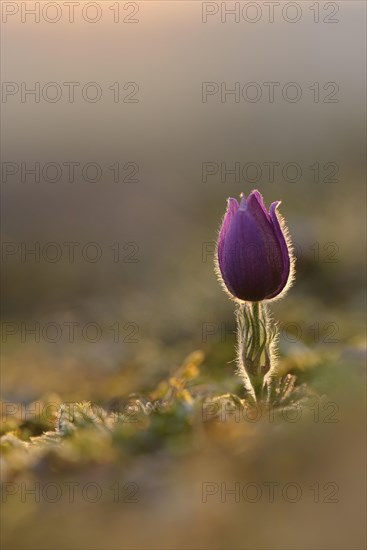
[251,302,260,375]
[236,301,277,402]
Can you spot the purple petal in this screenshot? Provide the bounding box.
[217,197,239,274]
[239,194,247,210]
[267,201,290,298]
[245,191,273,235]
[250,190,271,223]
[220,200,283,301]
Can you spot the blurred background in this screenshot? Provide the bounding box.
[1,1,366,549]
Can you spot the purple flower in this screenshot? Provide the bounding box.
[217,190,292,302]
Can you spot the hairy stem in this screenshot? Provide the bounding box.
[236,301,277,402]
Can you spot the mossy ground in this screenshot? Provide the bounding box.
[1,342,365,550]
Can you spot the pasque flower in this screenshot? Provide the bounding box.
[215,190,295,402]
[217,190,292,302]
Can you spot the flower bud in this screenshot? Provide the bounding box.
[217,190,293,302]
